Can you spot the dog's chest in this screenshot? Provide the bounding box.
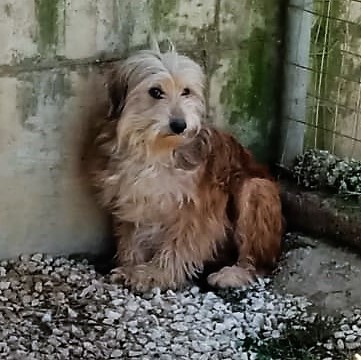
[114,162,197,221]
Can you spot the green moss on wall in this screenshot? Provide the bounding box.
[4,4,12,17]
[35,0,59,53]
[220,1,281,162]
[150,0,179,34]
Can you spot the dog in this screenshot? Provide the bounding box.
[87,49,283,292]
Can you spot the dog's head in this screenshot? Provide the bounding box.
[107,50,205,157]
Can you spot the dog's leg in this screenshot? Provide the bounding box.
[113,221,148,267]
[207,178,282,288]
[111,226,209,292]
[111,222,165,290]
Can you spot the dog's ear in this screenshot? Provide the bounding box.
[149,36,161,54]
[106,68,128,120]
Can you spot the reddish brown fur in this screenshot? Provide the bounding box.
[86,50,283,292]
[175,127,282,287]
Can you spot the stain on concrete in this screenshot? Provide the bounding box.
[17,75,39,130]
[150,0,179,34]
[35,0,59,53]
[4,3,12,17]
[17,71,72,130]
[111,0,136,54]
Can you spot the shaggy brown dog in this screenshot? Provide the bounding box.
[87,50,283,292]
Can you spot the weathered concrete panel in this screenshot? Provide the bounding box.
[0,70,108,259]
[0,0,281,258]
[0,1,37,65]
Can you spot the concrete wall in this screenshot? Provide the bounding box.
[0,0,282,258]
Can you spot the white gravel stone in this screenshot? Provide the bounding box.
[41,312,52,323]
[337,339,345,350]
[346,334,357,342]
[110,349,123,358]
[341,324,350,332]
[30,254,42,262]
[334,331,344,339]
[170,322,189,332]
[105,309,122,321]
[0,281,10,290]
[346,341,361,351]
[0,267,6,277]
[67,306,78,318]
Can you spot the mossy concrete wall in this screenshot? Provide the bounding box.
[0,0,282,258]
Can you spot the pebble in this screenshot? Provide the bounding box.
[31,254,43,262]
[41,312,52,323]
[0,281,11,290]
[67,306,78,318]
[110,349,123,358]
[171,344,189,356]
[346,342,361,351]
[170,322,189,332]
[105,309,122,321]
[334,331,344,339]
[346,334,357,342]
[337,339,345,350]
[0,267,6,277]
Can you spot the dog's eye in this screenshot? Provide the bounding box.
[181,88,190,96]
[148,87,164,99]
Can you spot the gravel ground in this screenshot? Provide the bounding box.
[0,251,360,359]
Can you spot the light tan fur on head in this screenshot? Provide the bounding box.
[107,50,205,161]
[87,49,283,292]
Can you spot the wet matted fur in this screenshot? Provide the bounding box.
[86,49,283,292]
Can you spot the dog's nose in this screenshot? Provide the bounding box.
[169,118,187,134]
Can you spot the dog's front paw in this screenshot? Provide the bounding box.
[207,266,255,289]
[110,266,128,284]
[110,265,176,292]
[110,265,151,292]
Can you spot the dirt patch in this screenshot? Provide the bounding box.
[274,234,361,316]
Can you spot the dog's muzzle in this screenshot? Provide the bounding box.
[169,118,187,135]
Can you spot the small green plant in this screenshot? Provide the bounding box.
[214,286,351,360]
[247,315,347,360]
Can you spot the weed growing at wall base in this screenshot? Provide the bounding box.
[246,316,350,359]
